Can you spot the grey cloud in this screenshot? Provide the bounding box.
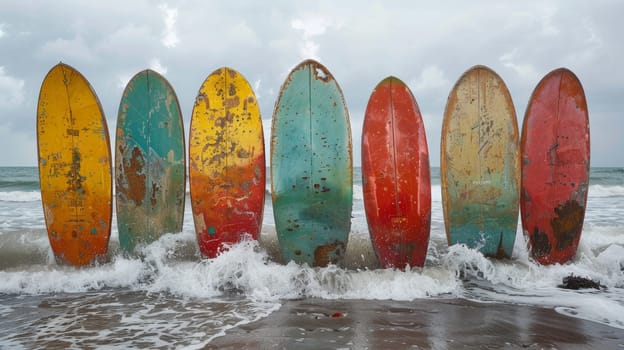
[0,0,621,166]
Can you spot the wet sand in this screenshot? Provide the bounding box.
[206,298,624,349]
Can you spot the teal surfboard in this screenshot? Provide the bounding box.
[115,69,186,253]
[271,59,353,267]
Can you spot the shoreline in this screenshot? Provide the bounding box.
[206,298,624,349]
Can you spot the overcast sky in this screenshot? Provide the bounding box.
[0,1,622,167]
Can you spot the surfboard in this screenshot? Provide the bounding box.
[189,67,265,258]
[37,63,112,266]
[441,65,520,258]
[362,77,431,269]
[115,69,186,253]
[271,59,353,267]
[521,68,590,265]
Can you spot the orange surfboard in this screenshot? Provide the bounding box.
[189,67,265,258]
[37,63,113,266]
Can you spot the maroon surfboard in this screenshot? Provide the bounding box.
[362,76,431,269]
[521,68,590,265]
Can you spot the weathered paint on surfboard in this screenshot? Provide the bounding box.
[189,67,265,258]
[441,65,520,258]
[271,59,353,267]
[362,77,431,269]
[37,63,112,266]
[521,68,590,265]
[115,69,186,253]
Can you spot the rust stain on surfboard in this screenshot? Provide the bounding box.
[313,241,346,267]
[117,145,147,206]
[551,200,585,250]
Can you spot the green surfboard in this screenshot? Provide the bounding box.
[271,59,353,267]
[115,69,186,253]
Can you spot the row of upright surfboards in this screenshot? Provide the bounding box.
[36,60,589,269]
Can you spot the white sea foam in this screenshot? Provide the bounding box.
[0,191,40,202]
[588,184,624,198]
[439,230,624,329]
[0,229,460,301]
[352,183,363,201]
[3,226,620,298]
[0,258,146,294]
[141,234,461,301]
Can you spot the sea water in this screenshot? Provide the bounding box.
[0,167,623,348]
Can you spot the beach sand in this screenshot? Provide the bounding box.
[206,298,624,349]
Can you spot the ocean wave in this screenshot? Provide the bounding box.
[2,225,624,329]
[3,183,622,203]
[588,184,624,198]
[0,191,40,202]
[2,226,622,295]
[0,236,458,300]
[352,184,363,201]
[0,180,40,191]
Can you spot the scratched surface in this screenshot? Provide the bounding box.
[189,67,265,258]
[521,68,590,265]
[441,65,520,258]
[362,77,431,268]
[36,63,112,266]
[271,59,353,267]
[115,70,186,253]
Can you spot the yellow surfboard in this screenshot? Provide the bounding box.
[189,67,265,258]
[37,63,113,266]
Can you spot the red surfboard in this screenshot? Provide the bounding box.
[521,68,590,265]
[362,76,431,269]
